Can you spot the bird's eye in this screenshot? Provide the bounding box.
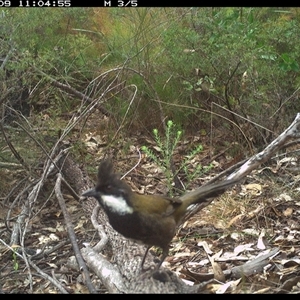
[120,189,128,198]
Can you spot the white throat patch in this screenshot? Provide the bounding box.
[101,195,133,215]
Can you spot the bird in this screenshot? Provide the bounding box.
[82,159,238,271]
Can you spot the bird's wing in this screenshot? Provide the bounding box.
[132,193,182,217]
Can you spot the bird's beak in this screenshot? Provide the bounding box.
[82,188,97,198]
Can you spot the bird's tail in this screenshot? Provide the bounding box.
[178,178,239,220]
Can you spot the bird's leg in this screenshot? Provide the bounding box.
[155,247,169,270]
[140,246,169,271]
[140,245,170,271]
[140,246,151,271]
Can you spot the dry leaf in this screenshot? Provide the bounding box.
[197,241,213,255]
[283,207,293,217]
[208,250,225,282]
[216,278,241,294]
[234,243,254,255]
[241,183,262,196]
[228,214,244,227]
[257,229,266,250]
[209,257,225,282]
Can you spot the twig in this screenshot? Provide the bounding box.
[10,149,66,246]
[228,113,300,180]
[0,119,31,172]
[61,176,80,201]
[110,84,137,143]
[121,148,142,180]
[28,258,69,294]
[55,173,97,294]
[91,205,108,252]
[222,60,242,128]
[82,201,127,292]
[30,241,67,260]
[0,239,68,293]
[51,80,111,117]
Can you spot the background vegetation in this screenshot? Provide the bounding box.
[1,7,300,189]
[0,7,300,157]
